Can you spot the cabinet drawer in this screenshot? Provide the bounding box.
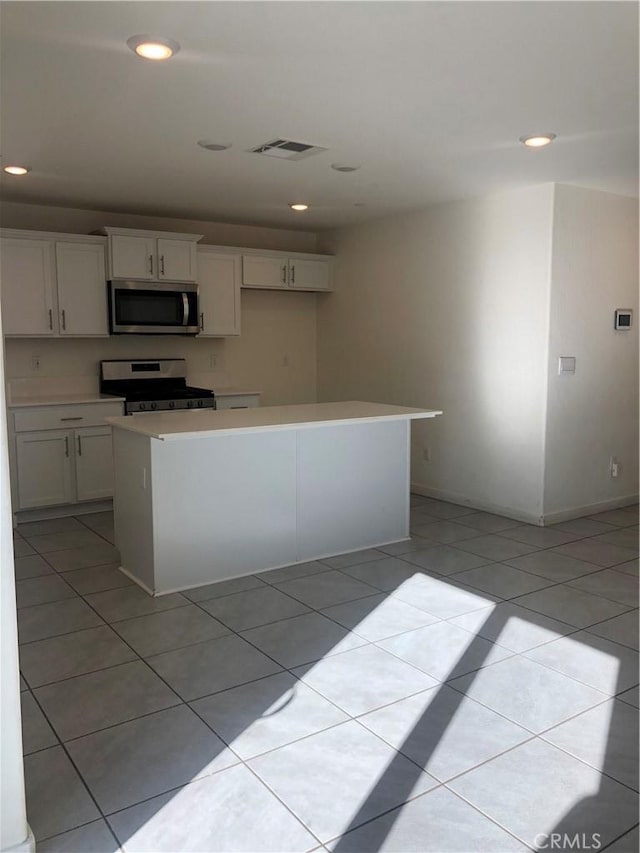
[13,402,124,432]
[216,394,261,410]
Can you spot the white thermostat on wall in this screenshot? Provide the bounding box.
[614,309,633,330]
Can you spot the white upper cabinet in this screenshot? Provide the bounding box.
[242,255,288,289]
[109,233,156,280]
[288,258,330,291]
[0,238,56,335]
[1,232,108,337]
[197,250,241,337]
[157,238,198,282]
[56,242,108,336]
[241,253,332,291]
[104,228,202,282]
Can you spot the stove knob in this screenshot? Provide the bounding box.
[169,401,175,410]
[197,399,203,407]
[187,400,194,408]
[139,402,146,411]
[150,402,157,410]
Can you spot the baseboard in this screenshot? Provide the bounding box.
[2,825,35,853]
[14,499,113,526]
[143,533,412,597]
[411,482,639,527]
[118,564,156,596]
[541,494,639,525]
[410,482,543,525]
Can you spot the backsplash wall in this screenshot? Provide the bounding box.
[2,202,320,405]
[5,290,318,406]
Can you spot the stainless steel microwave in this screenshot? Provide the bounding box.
[108,280,199,335]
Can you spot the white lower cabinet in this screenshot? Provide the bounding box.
[75,426,114,501]
[16,430,75,509]
[16,426,114,510]
[10,402,123,512]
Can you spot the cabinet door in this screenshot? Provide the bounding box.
[109,234,156,280]
[0,238,56,335]
[288,258,330,291]
[242,255,288,289]
[56,242,108,336]
[157,239,197,282]
[74,426,114,502]
[16,430,73,509]
[197,252,241,336]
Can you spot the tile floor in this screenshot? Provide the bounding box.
[13,499,640,852]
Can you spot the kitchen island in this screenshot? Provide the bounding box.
[107,401,442,595]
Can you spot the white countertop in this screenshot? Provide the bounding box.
[8,393,125,408]
[107,401,442,441]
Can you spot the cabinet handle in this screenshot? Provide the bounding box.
[48,309,53,330]
[64,436,69,457]
[291,264,295,284]
[149,254,154,276]
[200,312,204,332]
[60,416,83,422]
[77,435,82,456]
[282,264,287,284]
[61,309,66,331]
[160,255,165,275]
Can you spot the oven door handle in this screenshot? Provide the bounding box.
[182,293,190,326]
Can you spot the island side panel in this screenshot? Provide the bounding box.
[296,418,411,561]
[150,429,298,593]
[112,428,156,593]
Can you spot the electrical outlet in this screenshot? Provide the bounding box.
[31,355,41,371]
[610,456,620,478]
[422,447,431,462]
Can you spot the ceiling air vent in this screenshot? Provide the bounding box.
[250,139,327,161]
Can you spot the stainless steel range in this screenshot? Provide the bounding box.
[100,359,216,415]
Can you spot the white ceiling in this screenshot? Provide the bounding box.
[1,1,637,230]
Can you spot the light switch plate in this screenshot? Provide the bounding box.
[558,356,576,375]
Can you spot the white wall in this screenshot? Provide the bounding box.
[0,315,30,852]
[317,185,555,522]
[1,202,319,406]
[543,185,639,518]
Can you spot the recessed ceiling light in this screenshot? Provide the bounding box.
[127,35,180,61]
[331,163,360,172]
[3,165,31,175]
[289,203,309,212]
[197,140,232,151]
[520,133,557,148]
